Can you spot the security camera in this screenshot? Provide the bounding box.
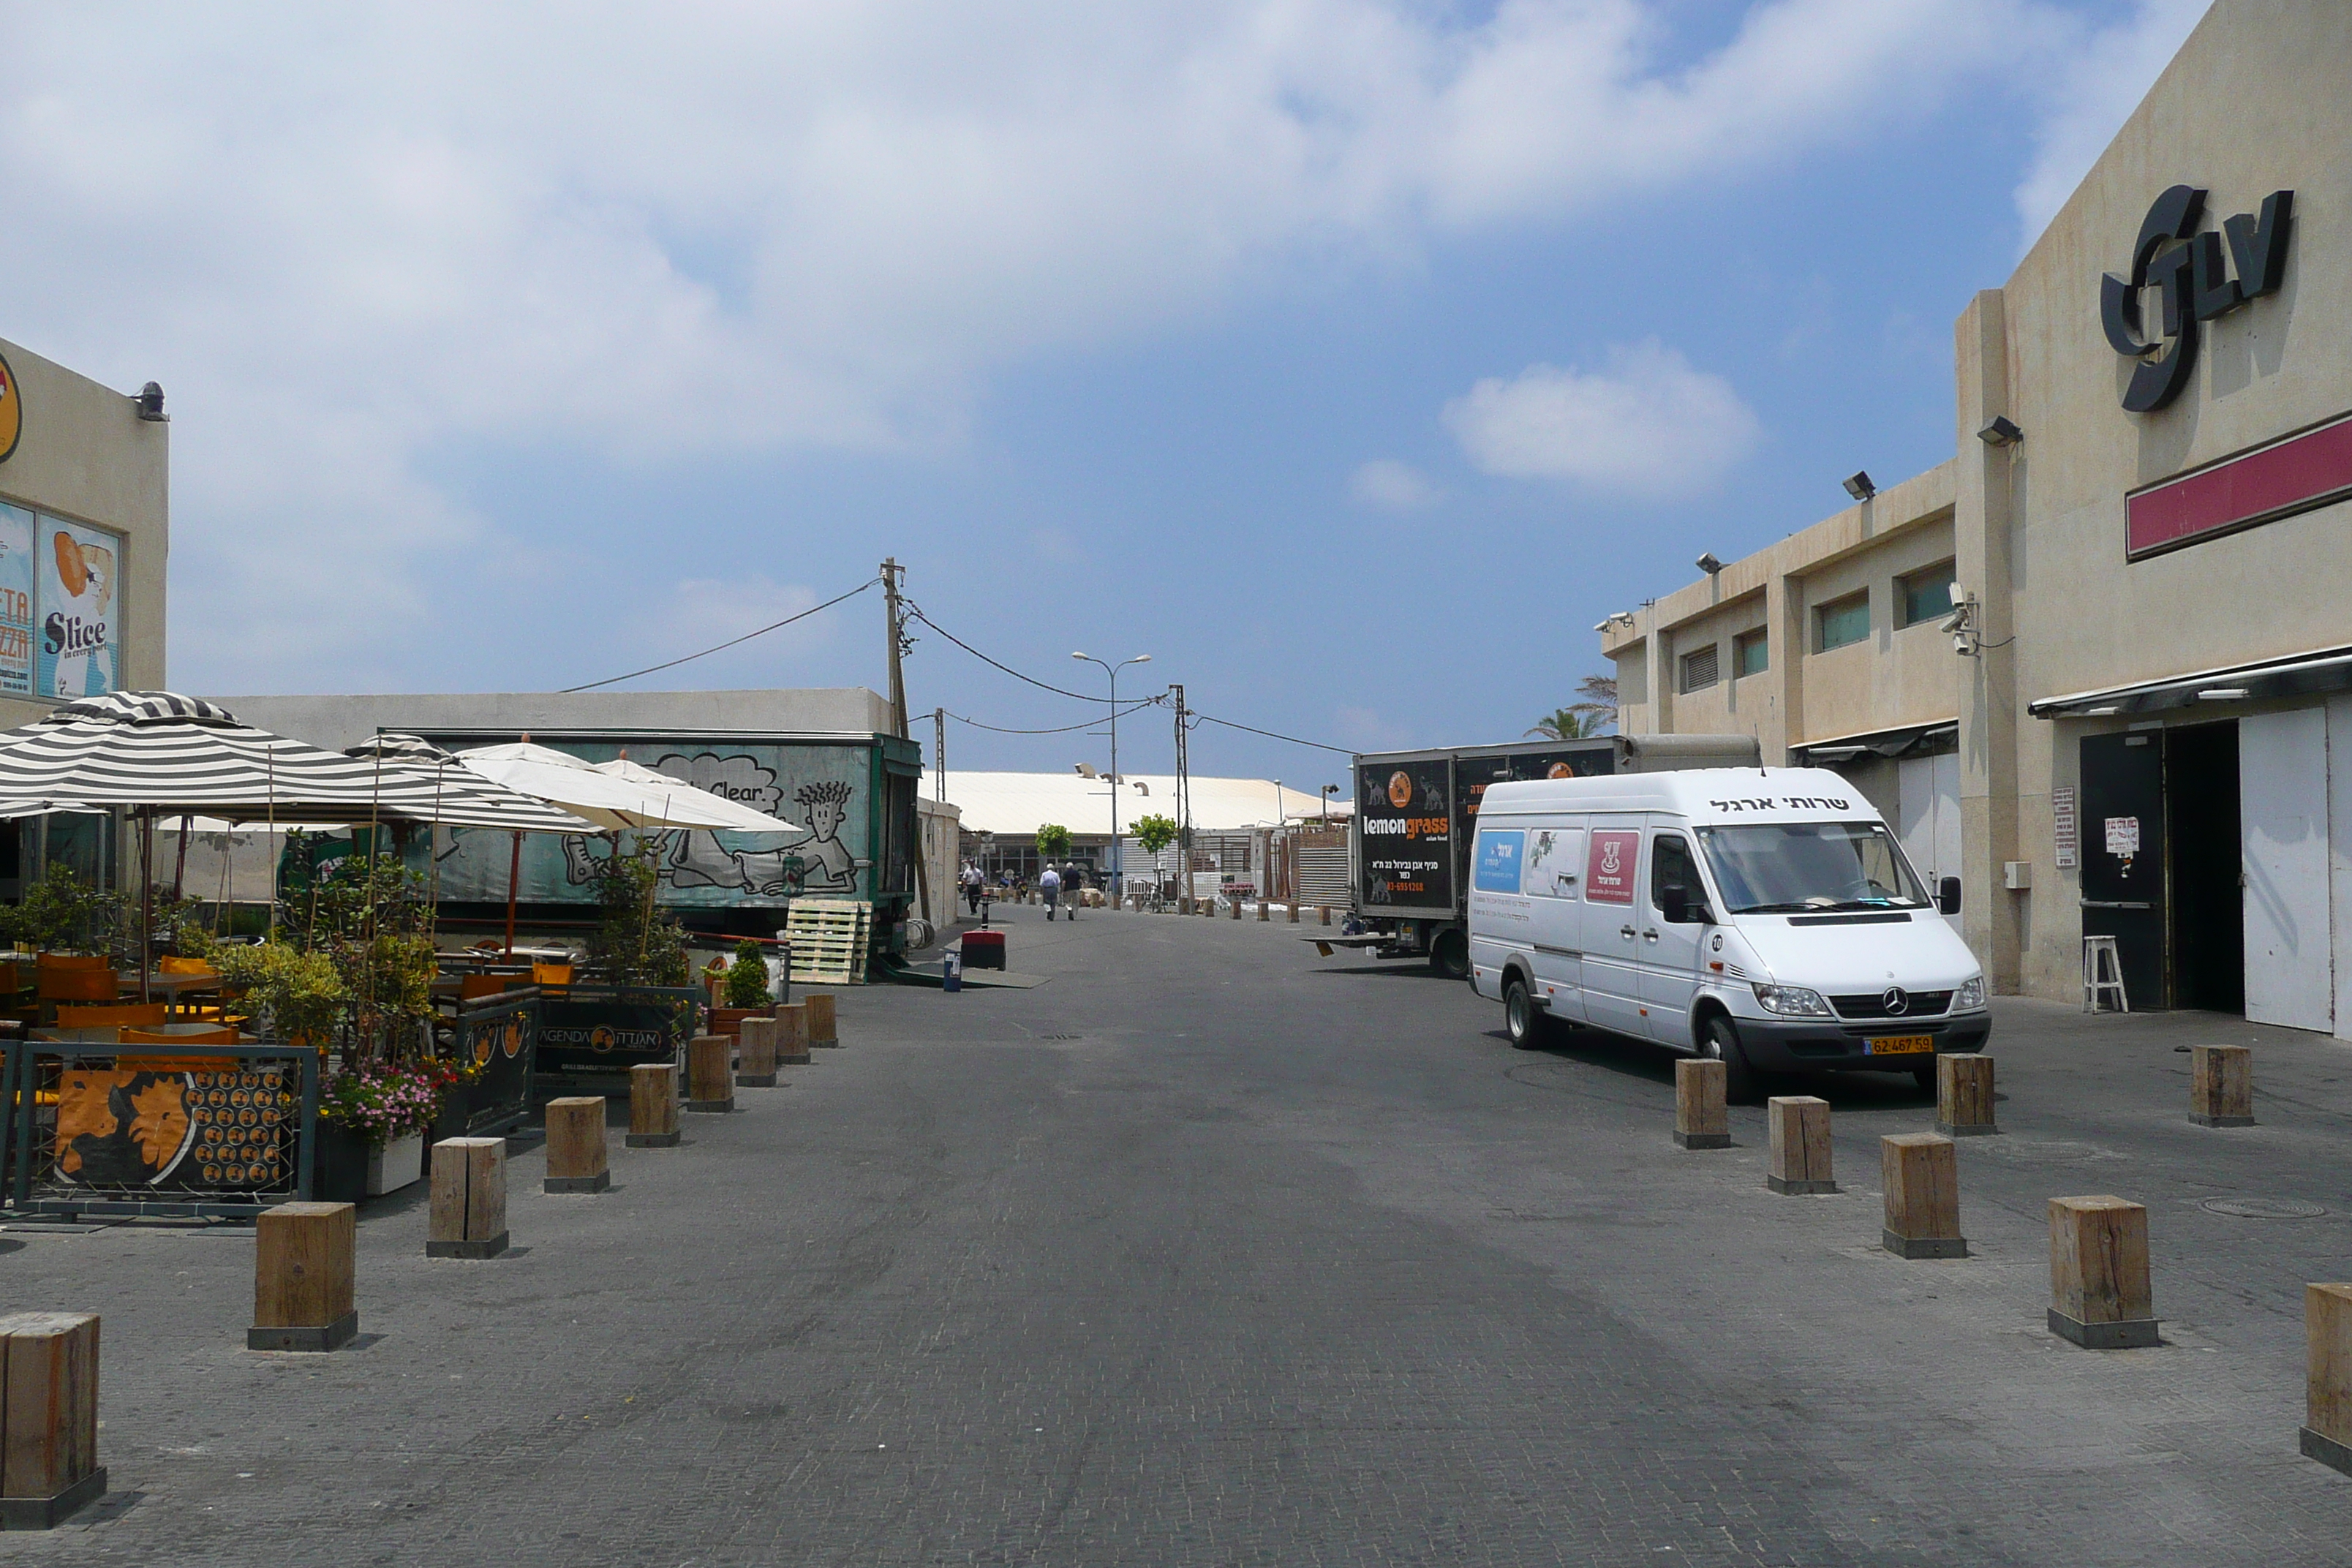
[1695,552,1724,575]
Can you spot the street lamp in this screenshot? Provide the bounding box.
[1073,652,1150,896]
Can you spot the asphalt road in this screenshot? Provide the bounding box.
[13,900,2352,1564]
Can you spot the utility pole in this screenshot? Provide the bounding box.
[881,557,910,739]
[934,706,946,802]
[1171,683,1192,905]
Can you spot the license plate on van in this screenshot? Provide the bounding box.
[1866,1035,1933,1056]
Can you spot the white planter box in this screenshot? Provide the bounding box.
[366,1133,425,1196]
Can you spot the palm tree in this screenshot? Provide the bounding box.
[1529,674,1619,739]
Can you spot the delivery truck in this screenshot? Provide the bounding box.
[1346,733,1760,976]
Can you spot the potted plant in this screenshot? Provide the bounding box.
[317,1057,469,1199]
[713,939,771,1034]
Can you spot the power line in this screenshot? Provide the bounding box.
[947,698,1164,736]
[1187,710,1352,754]
[562,578,882,693]
[905,605,1120,704]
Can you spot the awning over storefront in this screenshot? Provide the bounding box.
[2029,641,2352,719]
[1789,718,1957,766]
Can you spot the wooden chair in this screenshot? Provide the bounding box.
[56,1003,170,1030]
[36,954,110,970]
[120,1025,241,1071]
[531,962,573,990]
[37,966,120,1007]
[459,974,521,1001]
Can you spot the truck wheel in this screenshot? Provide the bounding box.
[1701,1013,1760,1104]
[1504,975,1540,1049]
[1429,928,1470,980]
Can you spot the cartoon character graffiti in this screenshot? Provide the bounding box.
[724,780,860,895]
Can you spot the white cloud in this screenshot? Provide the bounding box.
[1348,459,1441,510]
[1442,341,1760,497]
[2012,0,2213,248]
[0,1,2100,685]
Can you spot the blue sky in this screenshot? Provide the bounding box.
[0,0,2208,784]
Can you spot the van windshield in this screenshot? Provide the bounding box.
[1693,822,1930,914]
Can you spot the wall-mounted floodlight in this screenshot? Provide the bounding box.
[134,382,167,422]
[1695,552,1724,575]
[1842,472,1877,501]
[1977,415,2024,447]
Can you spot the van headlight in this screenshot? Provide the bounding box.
[1753,983,1833,1018]
[1954,975,1986,1011]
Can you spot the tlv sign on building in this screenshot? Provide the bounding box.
[2101,184,2293,412]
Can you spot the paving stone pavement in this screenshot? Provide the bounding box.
[11,902,2352,1564]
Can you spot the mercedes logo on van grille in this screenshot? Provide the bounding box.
[1882,987,1910,1016]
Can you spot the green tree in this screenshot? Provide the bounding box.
[723,939,772,1008]
[586,837,691,987]
[1131,814,1178,856]
[1528,673,1619,739]
[1035,823,1072,861]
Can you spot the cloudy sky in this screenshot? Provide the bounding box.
[0,0,2209,781]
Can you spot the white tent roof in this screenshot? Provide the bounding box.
[938,772,1349,838]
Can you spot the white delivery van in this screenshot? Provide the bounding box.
[1466,767,1989,1099]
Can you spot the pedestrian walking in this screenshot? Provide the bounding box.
[1040,863,1062,921]
[962,861,985,917]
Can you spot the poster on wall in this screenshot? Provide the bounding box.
[0,501,35,695]
[36,516,121,700]
[418,737,873,910]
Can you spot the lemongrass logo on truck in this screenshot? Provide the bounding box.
[1585,829,1640,904]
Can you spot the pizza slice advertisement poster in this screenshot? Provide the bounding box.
[36,516,121,701]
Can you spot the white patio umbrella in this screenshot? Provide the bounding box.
[453,742,795,832]
[594,756,802,834]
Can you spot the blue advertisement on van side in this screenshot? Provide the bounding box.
[1473,829,1523,894]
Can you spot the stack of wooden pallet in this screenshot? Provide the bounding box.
[785,899,872,985]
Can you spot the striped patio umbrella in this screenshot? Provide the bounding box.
[0,693,592,828]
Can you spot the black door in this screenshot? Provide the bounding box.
[2079,731,2167,1009]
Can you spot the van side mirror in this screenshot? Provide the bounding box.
[1937,876,1961,916]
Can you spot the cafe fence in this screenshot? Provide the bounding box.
[440,989,540,1139]
[1,1039,321,1221]
[532,984,707,1090]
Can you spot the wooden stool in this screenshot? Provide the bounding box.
[543,1097,611,1193]
[1673,1059,1730,1149]
[2190,1044,2254,1127]
[2048,1195,2157,1347]
[248,1202,358,1350]
[1766,1096,1836,1194]
[685,1034,734,1112]
[0,1312,104,1528]
[805,993,838,1048]
[1881,1134,1967,1259]
[428,1138,509,1259]
[2302,1283,2352,1475]
[1935,1055,1999,1137]
[775,1003,813,1065]
[627,1063,680,1147]
[2081,935,2128,1013]
[736,1016,779,1088]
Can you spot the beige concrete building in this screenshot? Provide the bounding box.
[0,333,172,886]
[1602,0,2352,1035]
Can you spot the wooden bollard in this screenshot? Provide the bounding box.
[736,1016,779,1088]
[248,1201,358,1350]
[2190,1044,2255,1127]
[0,1312,104,1528]
[428,1138,509,1259]
[1286,902,1300,924]
[1673,1058,1730,1149]
[1935,1055,1999,1137]
[1229,897,1241,920]
[2048,1195,2157,1348]
[627,1063,681,1147]
[774,1003,813,1064]
[2302,1284,2352,1474]
[1256,900,1269,921]
[685,1034,734,1112]
[543,1097,611,1193]
[1766,1096,1836,1194]
[1319,905,1331,926]
[1881,1134,1967,1258]
[805,992,838,1048]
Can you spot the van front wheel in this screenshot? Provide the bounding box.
[1701,1014,1760,1104]
[1504,976,1539,1049]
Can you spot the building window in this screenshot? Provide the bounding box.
[1900,562,1956,627]
[1678,644,1719,693]
[1816,591,1869,652]
[1734,627,1768,678]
